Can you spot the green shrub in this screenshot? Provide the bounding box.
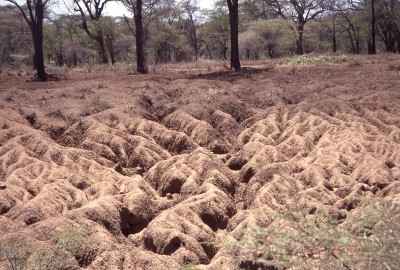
[0,226,97,270]
[0,237,33,270]
[279,55,363,66]
[180,262,198,270]
[219,198,400,270]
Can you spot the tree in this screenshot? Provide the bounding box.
[122,0,148,73]
[239,30,261,59]
[179,0,202,61]
[227,0,241,70]
[242,0,280,21]
[0,8,31,67]
[272,0,329,54]
[199,6,230,60]
[101,16,118,64]
[334,0,364,54]
[45,16,67,66]
[73,0,113,64]
[149,22,191,63]
[370,0,376,53]
[374,0,400,53]
[252,0,331,54]
[319,13,339,52]
[51,14,91,67]
[5,0,49,81]
[247,19,292,58]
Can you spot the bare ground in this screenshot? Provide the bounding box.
[0,55,400,269]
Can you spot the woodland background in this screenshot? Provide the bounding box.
[1,0,400,73]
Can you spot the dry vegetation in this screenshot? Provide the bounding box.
[0,55,400,269]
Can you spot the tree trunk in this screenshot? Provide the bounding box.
[254,49,259,60]
[194,45,198,62]
[205,44,212,59]
[34,0,47,81]
[267,47,274,59]
[385,30,396,52]
[295,23,304,55]
[332,33,337,53]
[370,0,376,54]
[134,0,148,74]
[222,45,228,59]
[56,53,64,66]
[227,0,241,71]
[331,17,338,53]
[394,28,400,53]
[96,32,109,64]
[355,37,360,54]
[105,36,116,65]
[73,52,78,67]
[349,32,356,54]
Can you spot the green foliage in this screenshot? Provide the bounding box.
[149,23,192,63]
[180,261,198,270]
[349,199,400,270]
[240,19,296,59]
[0,226,97,270]
[279,54,363,65]
[0,10,31,68]
[0,237,33,270]
[220,198,400,270]
[54,226,98,267]
[83,95,112,116]
[1,0,399,66]
[198,6,230,60]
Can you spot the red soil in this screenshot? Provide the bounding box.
[0,55,399,269]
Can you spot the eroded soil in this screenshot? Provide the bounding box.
[0,56,399,269]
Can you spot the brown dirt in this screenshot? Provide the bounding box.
[0,55,399,269]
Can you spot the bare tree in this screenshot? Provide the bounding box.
[179,0,201,61]
[242,0,280,20]
[370,0,376,53]
[319,13,339,52]
[6,0,50,80]
[262,0,329,54]
[375,0,400,52]
[334,0,363,54]
[73,0,112,64]
[53,14,84,66]
[199,5,230,60]
[122,0,148,73]
[0,8,30,61]
[227,0,241,70]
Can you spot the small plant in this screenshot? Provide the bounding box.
[25,112,37,126]
[279,54,363,66]
[219,197,400,270]
[46,109,65,119]
[76,85,95,95]
[0,226,98,270]
[181,261,198,270]
[54,226,98,267]
[1,120,9,129]
[0,237,33,270]
[82,95,111,116]
[97,82,107,89]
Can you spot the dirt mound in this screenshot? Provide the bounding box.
[0,57,400,269]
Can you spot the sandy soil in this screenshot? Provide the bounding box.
[0,55,399,269]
